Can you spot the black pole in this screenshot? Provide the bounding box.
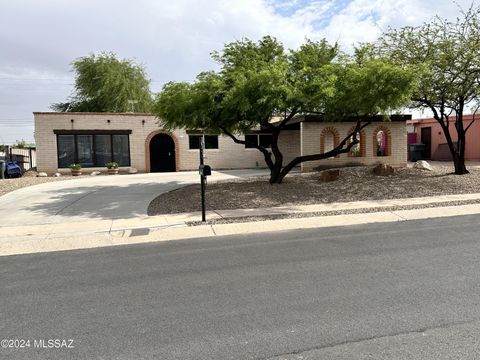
[200,139,206,222]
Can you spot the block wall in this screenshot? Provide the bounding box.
[300,121,407,172]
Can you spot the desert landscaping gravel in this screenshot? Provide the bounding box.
[0,170,88,197]
[188,199,480,225]
[148,165,480,216]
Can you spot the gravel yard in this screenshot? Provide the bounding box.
[148,165,480,215]
[0,170,89,197]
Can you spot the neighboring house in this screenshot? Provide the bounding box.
[34,112,409,174]
[407,114,480,161]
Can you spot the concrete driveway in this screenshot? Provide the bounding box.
[0,169,268,227]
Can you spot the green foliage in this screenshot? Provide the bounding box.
[52,52,153,113]
[377,4,480,174]
[69,163,81,170]
[105,161,119,169]
[155,36,415,134]
[322,55,417,120]
[154,36,416,183]
[378,6,480,114]
[14,139,35,148]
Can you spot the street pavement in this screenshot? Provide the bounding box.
[0,169,268,226]
[2,214,480,359]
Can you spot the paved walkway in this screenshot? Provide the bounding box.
[0,169,268,227]
[2,193,480,256]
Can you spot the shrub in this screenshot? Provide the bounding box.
[105,162,119,169]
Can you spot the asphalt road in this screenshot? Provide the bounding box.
[2,215,480,359]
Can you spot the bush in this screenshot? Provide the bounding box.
[69,163,81,170]
[105,162,119,169]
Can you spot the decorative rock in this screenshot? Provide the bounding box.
[320,169,340,182]
[128,167,138,174]
[90,171,101,176]
[37,172,48,177]
[413,160,433,171]
[53,172,61,177]
[373,164,395,176]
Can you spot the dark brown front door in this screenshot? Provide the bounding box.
[421,127,432,159]
[150,134,176,172]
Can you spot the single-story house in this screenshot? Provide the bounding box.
[407,114,480,161]
[33,112,409,174]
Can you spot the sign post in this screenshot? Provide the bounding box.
[199,137,206,222]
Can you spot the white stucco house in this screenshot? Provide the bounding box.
[33,112,409,174]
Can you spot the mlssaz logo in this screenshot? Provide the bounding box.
[34,339,74,349]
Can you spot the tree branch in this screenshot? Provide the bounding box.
[277,120,371,182]
[219,126,274,170]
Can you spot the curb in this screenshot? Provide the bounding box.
[1,203,480,257]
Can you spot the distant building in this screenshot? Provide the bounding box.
[407,114,480,161]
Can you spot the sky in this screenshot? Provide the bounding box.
[0,0,476,144]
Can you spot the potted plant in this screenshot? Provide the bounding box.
[105,161,119,175]
[69,163,82,176]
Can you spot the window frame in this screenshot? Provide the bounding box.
[188,134,219,150]
[56,133,131,168]
[244,134,272,149]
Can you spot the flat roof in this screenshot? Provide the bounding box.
[33,112,154,116]
[297,114,411,123]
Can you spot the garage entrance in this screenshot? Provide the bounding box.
[149,133,176,172]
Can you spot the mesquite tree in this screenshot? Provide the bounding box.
[155,36,415,183]
[379,5,480,174]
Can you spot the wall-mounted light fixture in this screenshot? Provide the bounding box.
[107,119,111,123]
[142,119,145,125]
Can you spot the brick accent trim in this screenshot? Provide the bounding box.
[347,127,366,157]
[320,126,340,157]
[145,130,180,172]
[373,125,392,157]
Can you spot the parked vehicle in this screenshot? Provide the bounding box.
[5,161,22,178]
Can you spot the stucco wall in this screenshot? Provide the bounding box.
[408,116,480,161]
[34,113,300,174]
[300,121,408,172]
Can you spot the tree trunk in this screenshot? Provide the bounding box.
[451,106,469,175]
[269,120,370,184]
[269,162,283,184]
[453,154,468,174]
[434,110,469,175]
[268,130,284,184]
[453,114,469,175]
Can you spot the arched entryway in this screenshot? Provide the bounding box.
[149,133,176,172]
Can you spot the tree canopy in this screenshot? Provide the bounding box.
[51,52,153,113]
[155,36,416,183]
[378,5,480,174]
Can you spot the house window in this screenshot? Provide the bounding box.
[244,134,272,148]
[56,133,131,168]
[188,134,219,149]
[57,135,75,168]
[245,135,258,148]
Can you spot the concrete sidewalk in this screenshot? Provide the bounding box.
[0,169,270,226]
[2,193,480,256]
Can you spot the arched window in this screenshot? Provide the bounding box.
[320,127,340,158]
[347,127,366,157]
[373,126,391,157]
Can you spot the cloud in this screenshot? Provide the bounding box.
[0,0,475,142]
